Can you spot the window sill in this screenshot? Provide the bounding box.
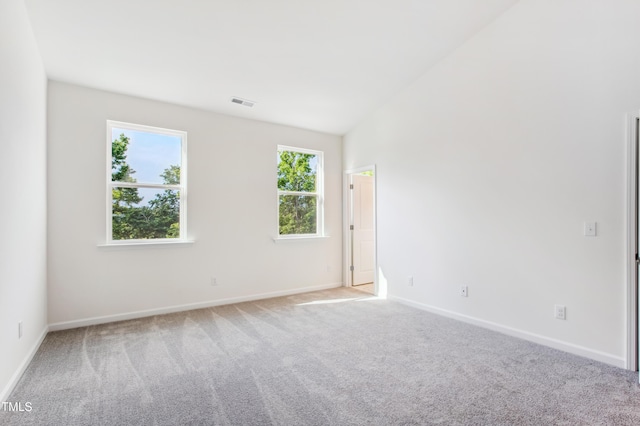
[273,236,329,243]
[98,240,195,249]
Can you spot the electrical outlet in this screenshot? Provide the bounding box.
[554,305,566,320]
[408,276,414,287]
[18,321,23,339]
[460,286,468,297]
[210,277,218,286]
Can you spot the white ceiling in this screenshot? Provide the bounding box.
[24,0,518,135]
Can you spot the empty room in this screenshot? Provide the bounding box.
[3,0,640,424]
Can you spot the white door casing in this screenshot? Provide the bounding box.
[636,114,640,379]
[626,112,639,375]
[634,114,640,377]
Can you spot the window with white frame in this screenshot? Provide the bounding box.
[107,121,187,243]
[277,146,324,237]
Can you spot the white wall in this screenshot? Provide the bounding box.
[47,81,342,326]
[0,0,48,400]
[344,0,640,367]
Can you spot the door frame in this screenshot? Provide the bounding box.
[344,165,378,294]
[626,112,639,371]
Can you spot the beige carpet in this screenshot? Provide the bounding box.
[2,287,640,425]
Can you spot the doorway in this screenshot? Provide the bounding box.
[344,166,377,295]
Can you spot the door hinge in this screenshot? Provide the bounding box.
[350,225,354,230]
[350,184,354,189]
[350,265,354,271]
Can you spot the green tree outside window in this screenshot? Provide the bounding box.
[110,130,182,240]
[277,148,322,235]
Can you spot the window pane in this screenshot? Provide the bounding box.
[277,151,317,192]
[112,187,180,240]
[279,195,317,235]
[112,128,182,184]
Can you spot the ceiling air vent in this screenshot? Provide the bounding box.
[231,97,255,107]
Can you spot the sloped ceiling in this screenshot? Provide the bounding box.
[24,0,518,135]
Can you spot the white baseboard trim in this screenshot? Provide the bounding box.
[49,282,343,331]
[1,325,48,402]
[389,295,626,369]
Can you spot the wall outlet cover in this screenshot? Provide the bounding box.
[554,304,566,320]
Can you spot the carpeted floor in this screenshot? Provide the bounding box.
[2,287,640,425]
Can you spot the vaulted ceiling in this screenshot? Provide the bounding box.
[24,0,519,135]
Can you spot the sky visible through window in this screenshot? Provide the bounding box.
[309,156,318,176]
[112,128,181,185]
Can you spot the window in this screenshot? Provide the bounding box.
[277,146,324,237]
[107,121,187,243]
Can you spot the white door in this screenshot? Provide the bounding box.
[352,174,375,285]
